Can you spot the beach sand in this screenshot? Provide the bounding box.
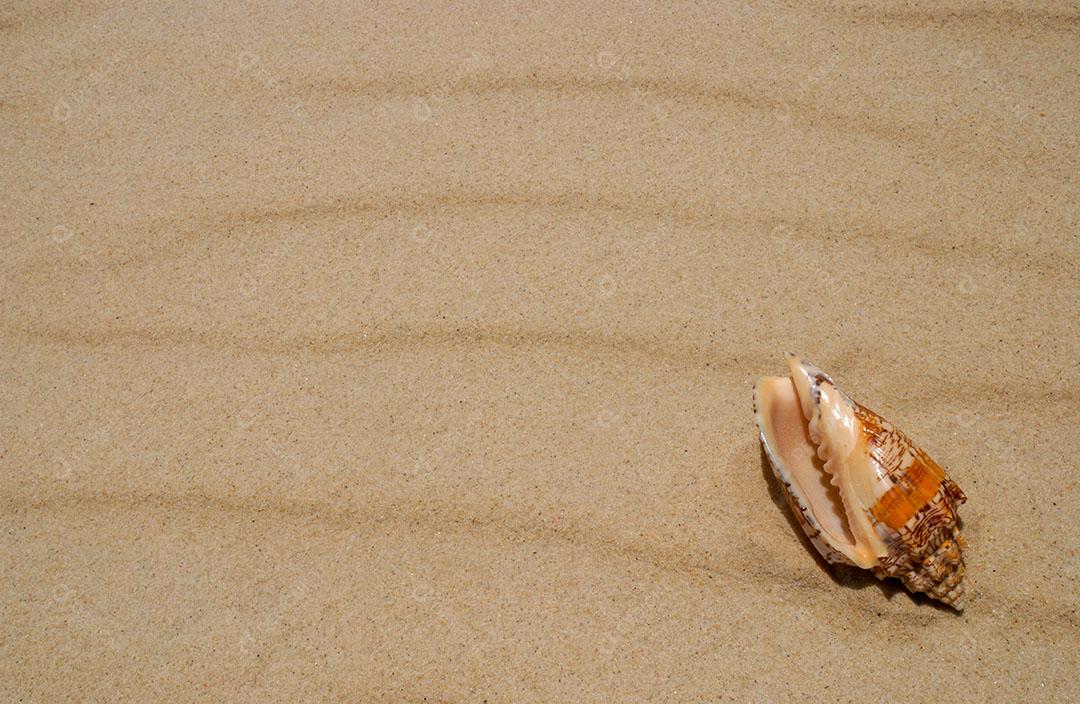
[2,1,1078,701]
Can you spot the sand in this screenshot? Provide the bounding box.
[2,1,1079,701]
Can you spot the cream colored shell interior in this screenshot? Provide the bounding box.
[756,361,889,568]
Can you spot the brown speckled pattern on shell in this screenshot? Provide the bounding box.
[855,403,968,607]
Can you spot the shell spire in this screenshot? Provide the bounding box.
[753,355,969,610]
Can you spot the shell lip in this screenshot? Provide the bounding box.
[753,374,864,567]
[756,357,886,569]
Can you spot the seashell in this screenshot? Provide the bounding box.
[753,354,968,610]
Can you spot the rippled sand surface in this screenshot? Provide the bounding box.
[3,2,1078,701]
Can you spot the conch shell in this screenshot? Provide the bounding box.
[753,354,968,609]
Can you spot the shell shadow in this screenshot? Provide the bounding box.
[758,445,960,614]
